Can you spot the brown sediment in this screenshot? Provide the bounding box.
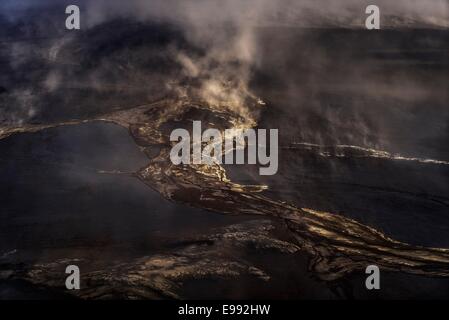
[2,220,297,299]
[1,98,449,283]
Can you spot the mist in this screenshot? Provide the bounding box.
[0,0,448,158]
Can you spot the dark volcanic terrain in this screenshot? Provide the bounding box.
[0,7,448,299]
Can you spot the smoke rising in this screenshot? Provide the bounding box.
[0,0,448,159]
